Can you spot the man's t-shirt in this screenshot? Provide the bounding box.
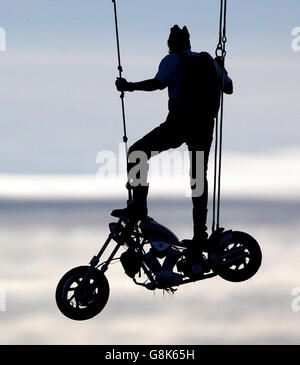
[155,50,198,104]
[155,49,232,105]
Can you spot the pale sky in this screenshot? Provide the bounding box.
[0,0,299,173]
[1,2,300,345]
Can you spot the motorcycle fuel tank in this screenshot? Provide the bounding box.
[139,217,179,244]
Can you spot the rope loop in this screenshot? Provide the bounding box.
[215,43,223,58]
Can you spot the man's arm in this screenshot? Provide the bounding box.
[115,77,165,92]
[115,54,174,93]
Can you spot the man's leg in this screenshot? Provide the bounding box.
[112,119,185,219]
[189,148,210,241]
[187,118,214,244]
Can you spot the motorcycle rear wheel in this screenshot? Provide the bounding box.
[212,231,262,282]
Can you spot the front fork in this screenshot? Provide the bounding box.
[80,218,125,286]
[90,235,122,274]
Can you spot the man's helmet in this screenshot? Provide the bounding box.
[168,25,191,53]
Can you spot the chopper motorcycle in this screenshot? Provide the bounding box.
[55,211,262,321]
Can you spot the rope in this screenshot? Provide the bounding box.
[111,0,132,200]
[212,0,227,232]
[212,114,219,232]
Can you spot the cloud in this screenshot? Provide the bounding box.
[0,51,299,174]
[0,145,300,200]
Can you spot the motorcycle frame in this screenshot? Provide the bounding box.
[85,217,224,291]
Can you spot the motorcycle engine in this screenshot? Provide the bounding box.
[177,249,209,278]
[150,241,171,258]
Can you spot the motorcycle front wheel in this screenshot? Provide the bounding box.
[56,265,110,321]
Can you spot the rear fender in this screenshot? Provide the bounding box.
[218,230,233,248]
[208,229,233,271]
[209,229,233,252]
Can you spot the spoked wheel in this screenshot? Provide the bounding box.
[55,266,110,321]
[213,231,262,282]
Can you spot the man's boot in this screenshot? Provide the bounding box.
[181,209,209,250]
[191,208,209,249]
[111,185,149,220]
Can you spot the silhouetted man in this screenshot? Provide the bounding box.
[113,25,233,248]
